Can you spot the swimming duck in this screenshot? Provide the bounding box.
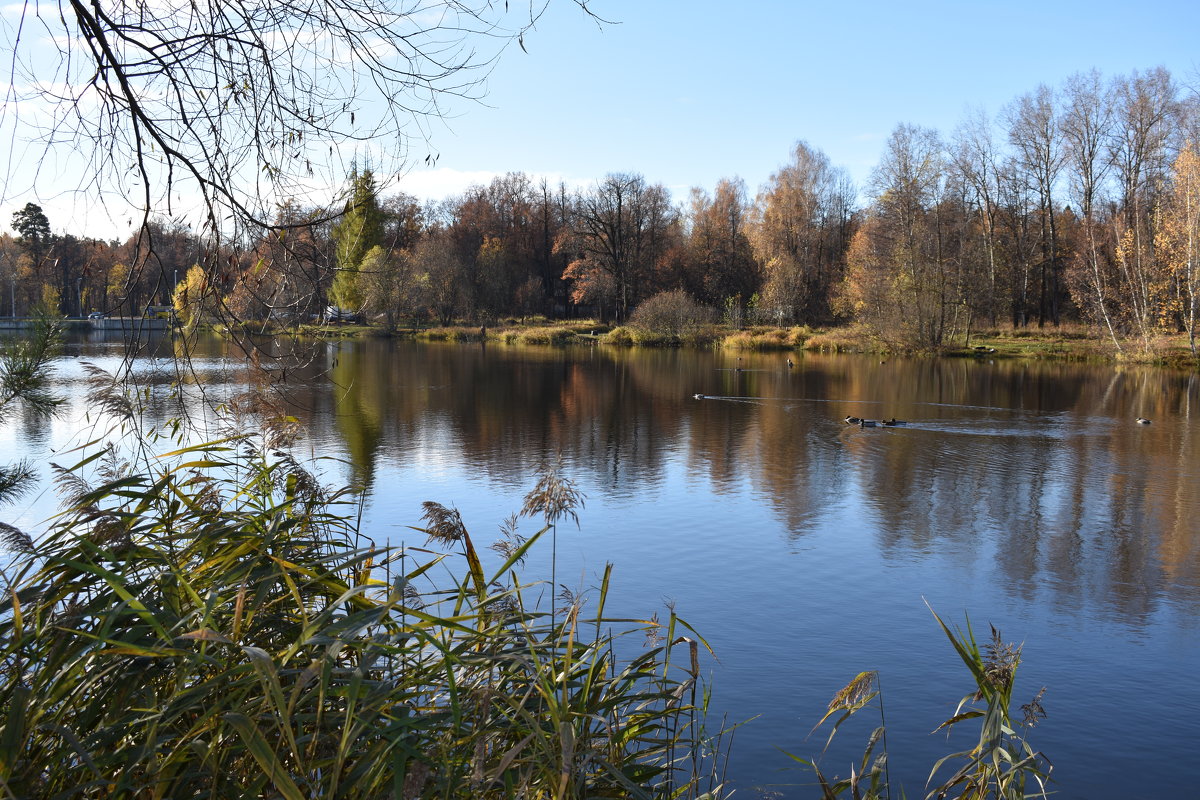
[881,418,907,426]
[859,419,878,428]
[844,416,863,425]
[1136,417,1151,424]
[693,393,706,400]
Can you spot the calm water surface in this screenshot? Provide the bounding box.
[3,333,1199,799]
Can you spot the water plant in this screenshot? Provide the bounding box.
[520,455,585,630]
[794,606,1051,800]
[0,396,726,798]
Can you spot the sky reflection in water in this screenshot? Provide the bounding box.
[4,334,1198,799]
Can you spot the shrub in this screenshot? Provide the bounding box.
[629,290,715,337]
[509,326,575,345]
[603,326,637,346]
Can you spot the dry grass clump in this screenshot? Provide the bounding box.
[499,326,577,345]
[602,326,638,346]
[415,325,483,342]
[680,325,723,347]
[722,326,812,351]
[802,326,875,352]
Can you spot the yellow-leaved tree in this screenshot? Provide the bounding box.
[1156,141,1200,356]
[172,265,215,329]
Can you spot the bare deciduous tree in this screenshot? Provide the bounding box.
[1004,84,1065,326]
[3,1,597,235]
[1061,69,1122,349]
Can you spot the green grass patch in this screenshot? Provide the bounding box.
[415,325,483,342]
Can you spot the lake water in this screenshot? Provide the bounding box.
[3,332,1199,799]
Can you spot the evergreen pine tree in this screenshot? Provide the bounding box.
[329,168,384,313]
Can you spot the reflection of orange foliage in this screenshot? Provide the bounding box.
[264,342,1200,609]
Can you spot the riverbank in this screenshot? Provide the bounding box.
[213,318,1200,368]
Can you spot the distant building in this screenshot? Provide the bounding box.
[144,305,176,320]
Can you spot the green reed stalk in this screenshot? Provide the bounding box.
[0,404,724,799]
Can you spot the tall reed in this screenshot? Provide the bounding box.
[0,404,726,798]
[793,606,1051,800]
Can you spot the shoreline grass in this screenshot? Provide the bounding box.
[210,317,1200,367]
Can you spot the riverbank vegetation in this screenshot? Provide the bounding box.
[0,384,729,798]
[800,612,1050,799]
[6,67,1200,365]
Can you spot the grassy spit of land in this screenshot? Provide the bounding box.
[215,317,1200,368]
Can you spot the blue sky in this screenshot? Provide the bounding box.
[4,0,1200,237]
[404,0,1200,202]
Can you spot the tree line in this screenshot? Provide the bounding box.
[5,66,1200,353]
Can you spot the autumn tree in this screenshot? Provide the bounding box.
[412,234,468,325]
[1156,142,1200,354]
[1108,67,1180,349]
[533,178,573,312]
[361,246,424,329]
[749,142,855,325]
[172,265,214,328]
[951,109,1007,325]
[684,178,759,307]
[242,201,333,323]
[109,221,203,316]
[381,193,426,253]
[0,235,20,316]
[1004,84,1066,326]
[446,174,532,318]
[845,124,961,347]
[1061,69,1123,348]
[561,174,676,320]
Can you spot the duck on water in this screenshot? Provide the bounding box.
[845,416,908,428]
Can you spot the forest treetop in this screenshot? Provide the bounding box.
[5,64,1200,358]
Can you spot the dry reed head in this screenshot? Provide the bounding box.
[827,670,878,714]
[980,624,1021,697]
[81,362,137,422]
[421,501,467,544]
[0,521,33,553]
[0,460,36,505]
[1021,686,1048,728]
[490,513,527,565]
[520,457,585,527]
